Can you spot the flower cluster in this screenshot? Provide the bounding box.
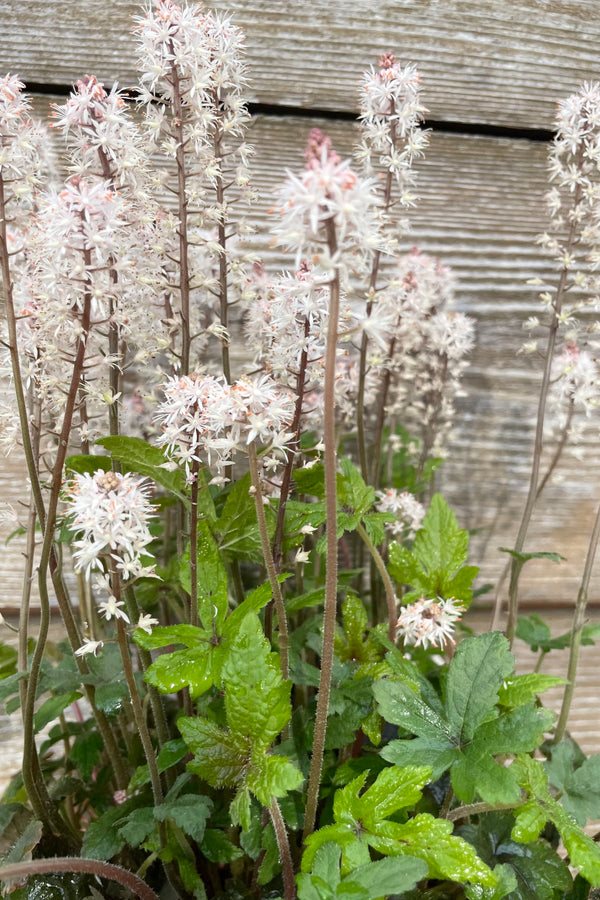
[0,74,46,206]
[155,372,295,478]
[531,83,600,339]
[273,128,385,273]
[374,249,474,462]
[134,0,257,368]
[376,488,425,540]
[357,53,429,210]
[52,75,150,192]
[65,469,156,579]
[396,595,464,650]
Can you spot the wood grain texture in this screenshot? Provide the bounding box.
[2,1,600,129]
[1,102,599,608]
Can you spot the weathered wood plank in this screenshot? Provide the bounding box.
[2,1,600,130]
[1,104,599,608]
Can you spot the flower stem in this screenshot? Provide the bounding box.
[356,521,396,640]
[169,51,192,376]
[188,458,200,628]
[554,501,600,743]
[506,164,582,645]
[247,442,289,679]
[0,859,160,900]
[269,797,296,900]
[446,799,526,823]
[212,95,231,383]
[303,219,340,842]
[272,317,310,572]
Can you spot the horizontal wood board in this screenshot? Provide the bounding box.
[0,101,599,611]
[1,1,600,129]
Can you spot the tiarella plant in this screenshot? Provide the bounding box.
[1,5,600,900]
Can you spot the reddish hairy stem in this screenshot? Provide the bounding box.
[0,858,159,900]
[303,219,340,842]
[247,442,289,679]
[169,53,192,375]
[272,317,311,572]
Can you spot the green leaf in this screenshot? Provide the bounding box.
[513,755,600,886]
[303,766,432,876]
[545,742,600,826]
[143,643,218,697]
[117,807,156,848]
[414,493,473,588]
[384,814,497,887]
[96,435,190,506]
[464,864,518,900]
[230,787,252,832]
[388,494,478,603]
[387,542,424,589]
[337,458,375,519]
[451,704,554,805]
[498,674,566,708]
[65,454,112,476]
[245,753,303,806]
[460,811,571,900]
[515,614,553,651]
[70,729,103,781]
[82,797,145,859]
[33,691,81,733]
[293,462,326,498]
[221,613,291,747]
[516,614,600,653]
[0,643,17,679]
[140,583,278,698]
[215,473,267,562]
[224,578,284,634]
[499,548,565,565]
[179,519,229,629]
[258,823,280,885]
[445,632,515,743]
[374,678,453,744]
[341,856,428,899]
[179,717,250,787]
[134,624,209,651]
[200,828,243,864]
[154,794,213,843]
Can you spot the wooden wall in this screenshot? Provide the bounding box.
[2,1,600,610]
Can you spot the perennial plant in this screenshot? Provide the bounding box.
[0,7,600,900]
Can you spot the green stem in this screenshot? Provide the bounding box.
[356,521,396,640]
[0,858,159,900]
[247,442,289,680]
[303,219,340,843]
[554,502,600,743]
